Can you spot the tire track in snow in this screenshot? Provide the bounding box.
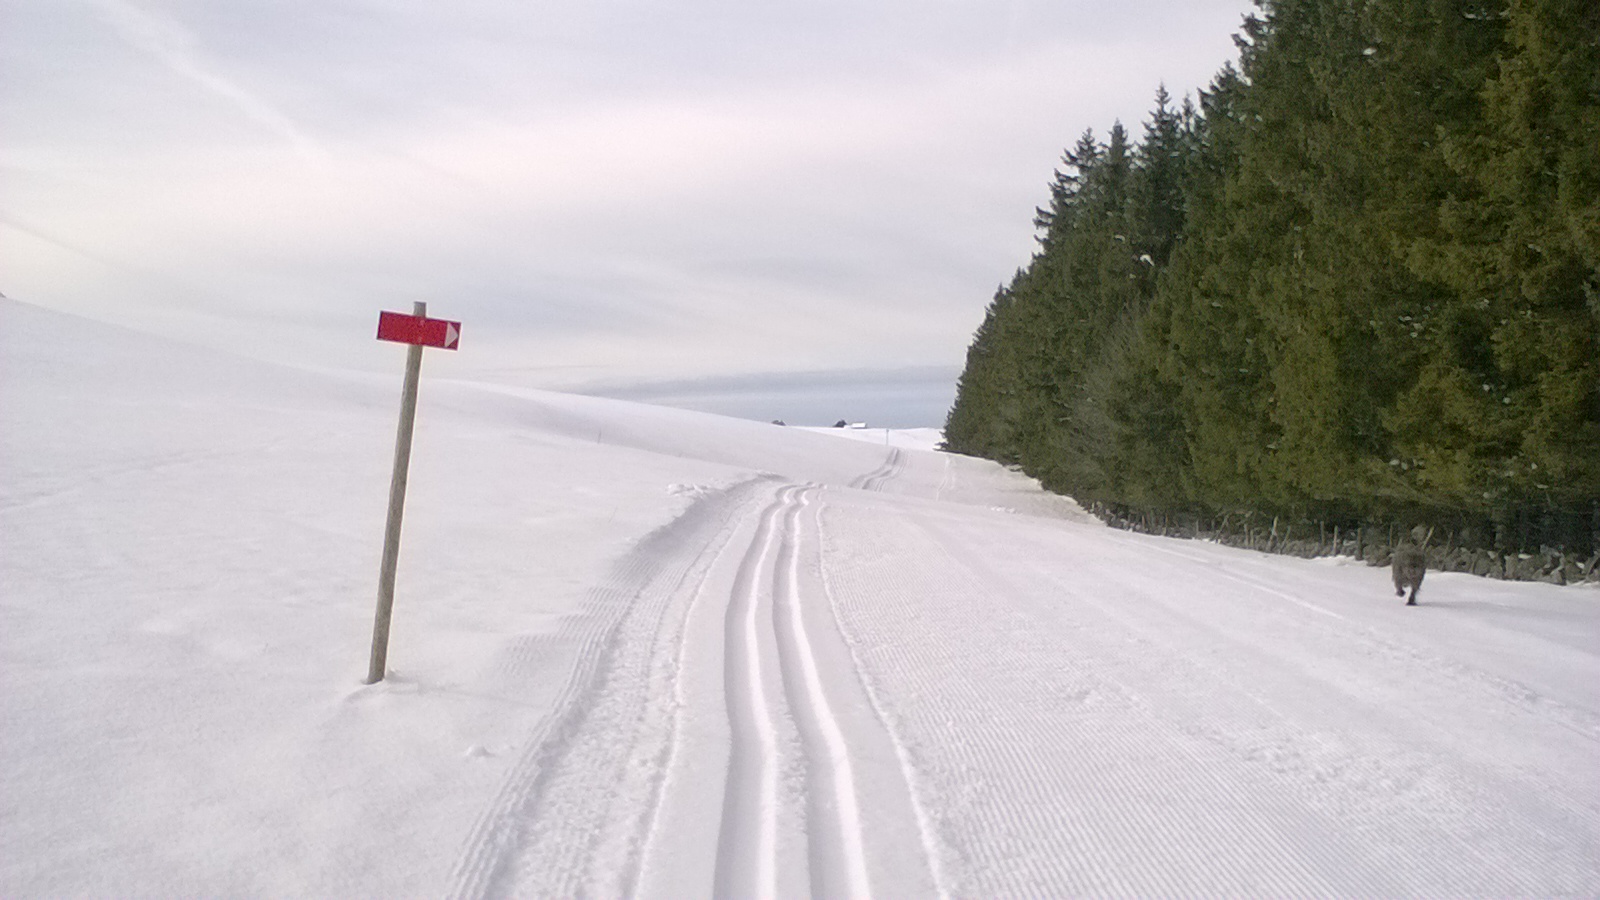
[444,478,765,900]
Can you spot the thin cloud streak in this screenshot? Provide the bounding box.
[2,0,1257,424]
[88,0,327,161]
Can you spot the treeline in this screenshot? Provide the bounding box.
[945,0,1600,567]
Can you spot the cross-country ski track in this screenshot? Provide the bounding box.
[443,478,940,899]
[3,299,1597,898]
[439,456,1600,898]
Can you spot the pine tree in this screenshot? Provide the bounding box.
[944,0,1598,556]
[1411,0,1600,543]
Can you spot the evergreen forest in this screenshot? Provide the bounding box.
[944,0,1600,569]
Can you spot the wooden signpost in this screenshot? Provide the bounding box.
[366,302,461,684]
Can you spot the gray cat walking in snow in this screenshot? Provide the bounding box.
[1393,545,1426,605]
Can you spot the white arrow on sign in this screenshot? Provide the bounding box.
[446,323,459,348]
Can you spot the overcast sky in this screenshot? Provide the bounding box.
[2,0,1254,425]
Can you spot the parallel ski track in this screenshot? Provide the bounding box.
[444,478,765,900]
[713,483,874,899]
[449,478,906,899]
[712,486,793,899]
[848,448,904,492]
[772,487,871,899]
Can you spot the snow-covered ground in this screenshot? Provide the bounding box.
[796,426,945,452]
[3,297,1597,898]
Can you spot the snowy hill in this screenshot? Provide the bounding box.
[3,298,1597,897]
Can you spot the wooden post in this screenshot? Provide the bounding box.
[367,301,427,684]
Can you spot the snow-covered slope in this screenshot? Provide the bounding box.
[3,298,1597,898]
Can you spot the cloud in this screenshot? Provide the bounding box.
[87,0,326,160]
[2,0,1256,423]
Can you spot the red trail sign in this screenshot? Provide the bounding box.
[376,310,461,350]
[366,303,460,684]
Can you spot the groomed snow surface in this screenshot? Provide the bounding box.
[3,298,1598,898]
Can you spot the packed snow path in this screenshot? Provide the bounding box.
[3,300,1597,897]
[443,478,939,899]
[441,453,1600,898]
